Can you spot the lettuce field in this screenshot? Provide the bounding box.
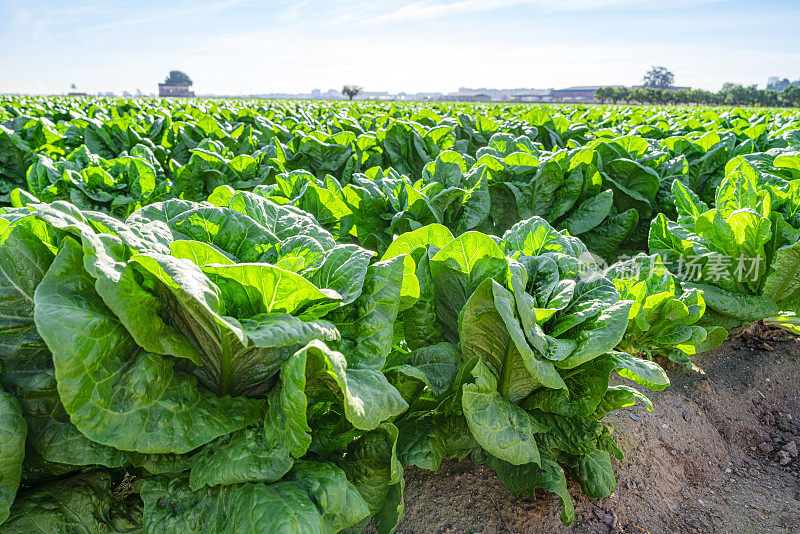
[0,96,798,532]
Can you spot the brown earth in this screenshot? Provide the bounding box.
[394,325,800,534]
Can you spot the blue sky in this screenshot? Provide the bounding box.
[1,0,798,95]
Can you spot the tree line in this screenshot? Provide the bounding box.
[594,84,800,107]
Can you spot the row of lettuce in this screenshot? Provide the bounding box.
[0,192,672,531]
[1,157,798,530]
[3,98,800,264]
[0,98,798,531]
[5,97,792,300]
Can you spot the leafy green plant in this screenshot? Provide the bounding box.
[2,95,800,532]
[383,218,669,524]
[607,253,727,367]
[649,158,800,329]
[0,199,408,532]
[20,144,172,217]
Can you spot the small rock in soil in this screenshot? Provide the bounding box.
[778,415,793,432]
[758,441,773,453]
[593,508,615,528]
[784,441,798,458]
[778,450,792,466]
[629,413,640,421]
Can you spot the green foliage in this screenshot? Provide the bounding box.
[341,85,363,101]
[642,66,675,90]
[385,218,669,524]
[595,84,800,107]
[0,198,407,532]
[607,254,727,367]
[0,95,799,531]
[649,158,800,328]
[164,70,193,87]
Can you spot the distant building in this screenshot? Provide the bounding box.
[446,92,492,102]
[67,92,88,96]
[551,86,622,102]
[416,92,445,101]
[361,91,390,100]
[158,84,195,98]
[510,90,553,102]
[551,86,600,102]
[766,77,797,92]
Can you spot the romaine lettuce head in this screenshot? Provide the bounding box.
[649,158,800,328]
[0,199,408,532]
[384,217,668,525]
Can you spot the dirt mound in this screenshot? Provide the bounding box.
[395,333,800,533]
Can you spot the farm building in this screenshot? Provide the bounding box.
[445,93,492,102]
[551,86,619,102]
[158,84,195,98]
[510,90,553,102]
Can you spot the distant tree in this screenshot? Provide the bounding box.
[628,88,644,104]
[341,85,363,100]
[779,85,800,107]
[720,82,736,92]
[70,83,77,90]
[591,83,800,107]
[612,86,630,104]
[641,87,662,104]
[691,89,714,106]
[594,87,612,103]
[722,84,747,106]
[674,89,691,105]
[164,70,193,86]
[642,66,674,89]
[743,85,761,106]
[760,90,779,107]
[593,87,604,102]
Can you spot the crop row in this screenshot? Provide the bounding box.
[0,97,797,532]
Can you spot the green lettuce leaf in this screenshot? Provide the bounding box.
[34,239,262,454]
[0,386,25,523]
[4,471,142,533]
[461,360,547,466]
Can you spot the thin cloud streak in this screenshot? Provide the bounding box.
[338,0,728,28]
[85,0,252,31]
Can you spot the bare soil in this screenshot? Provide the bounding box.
[395,326,800,533]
